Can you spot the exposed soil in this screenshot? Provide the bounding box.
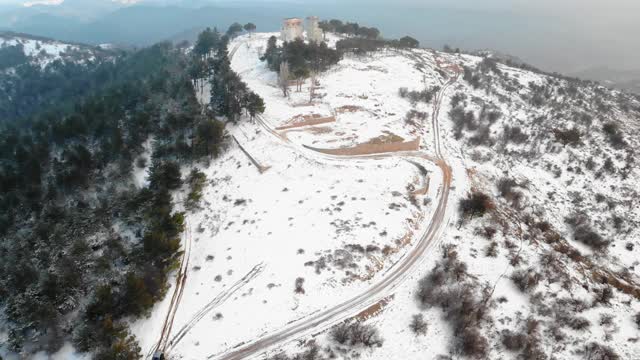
[305,137,420,156]
[276,114,336,130]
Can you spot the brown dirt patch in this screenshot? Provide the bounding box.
[335,105,365,114]
[366,131,405,145]
[305,137,420,156]
[276,114,336,130]
[355,295,394,321]
[293,126,333,135]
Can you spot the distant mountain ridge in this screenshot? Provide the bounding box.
[0,3,287,46]
[570,66,640,94]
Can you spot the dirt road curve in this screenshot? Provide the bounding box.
[207,57,460,360]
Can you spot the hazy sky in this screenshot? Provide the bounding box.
[1,0,638,73]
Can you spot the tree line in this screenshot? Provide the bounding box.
[261,36,341,96]
[318,19,381,39]
[316,18,420,55]
[0,28,238,357]
[189,26,266,122]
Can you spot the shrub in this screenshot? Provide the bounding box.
[399,86,440,105]
[451,93,467,107]
[404,109,428,126]
[460,327,489,357]
[593,286,614,305]
[485,241,498,257]
[449,106,477,138]
[583,342,620,360]
[478,57,501,74]
[330,322,383,348]
[503,126,529,144]
[459,191,494,219]
[567,316,590,331]
[463,66,482,89]
[502,330,527,351]
[601,157,616,174]
[416,247,490,357]
[602,122,626,149]
[331,323,351,344]
[565,214,608,250]
[148,160,182,190]
[497,177,525,208]
[267,354,291,360]
[536,221,551,233]
[469,126,493,146]
[294,277,305,294]
[501,318,547,360]
[511,268,542,293]
[350,322,383,347]
[497,178,519,197]
[573,225,608,250]
[94,333,142,360]
[553,128,582,146]
[409,314,428,335]
[186,169,207,209]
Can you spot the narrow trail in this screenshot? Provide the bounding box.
[167,263,267,351]
[205,46,461,360]
[147,197,194,358]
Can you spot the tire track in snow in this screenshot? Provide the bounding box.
[167,263,267,351]
[147,196,193,358]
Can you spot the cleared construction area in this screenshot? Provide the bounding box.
[304,137,421,156]
[276,114,336,130]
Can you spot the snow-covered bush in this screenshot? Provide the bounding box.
[511,268,542,293]
[330,322,383,348]
[409,314,428,336]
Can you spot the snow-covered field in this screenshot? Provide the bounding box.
[133,32,640,360]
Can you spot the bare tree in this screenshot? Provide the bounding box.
[279,61,290,98]
[309,71,317,104]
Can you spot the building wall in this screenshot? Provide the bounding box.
[306,16,323,44]
[281,18,303,42]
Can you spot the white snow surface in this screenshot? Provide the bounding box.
[130,32,640,360]
[132,32,447,359]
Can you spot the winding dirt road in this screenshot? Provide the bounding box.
[206,53,460,360]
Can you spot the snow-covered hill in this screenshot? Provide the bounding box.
[0,32,112,68]
[131,32,640,360]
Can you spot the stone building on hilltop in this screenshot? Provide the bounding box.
[281,18,304,42]
[281,16,323,43]
[306,16,323,43]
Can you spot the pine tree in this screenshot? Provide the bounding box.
[226,23,243,38]
[193,27,220,59]
[245,92,266,121]
[243,23,257,35]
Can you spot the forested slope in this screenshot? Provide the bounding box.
[0,34,232,358]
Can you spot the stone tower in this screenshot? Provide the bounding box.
[306,16,323,44]
[281,18,304,42]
